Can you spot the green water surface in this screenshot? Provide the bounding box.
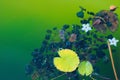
[0,0,120,80]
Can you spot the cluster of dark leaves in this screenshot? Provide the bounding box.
[25,48,63,80]
[25,7,116,80]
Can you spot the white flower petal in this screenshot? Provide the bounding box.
[114,43,117,46]
[82,24,86,26]
[86,24,89,27]
[116,40,119,42]
[108,37,119,47]
[81,23,92,32]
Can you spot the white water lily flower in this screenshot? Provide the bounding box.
[81,23,92,32]
[108,37,119,46]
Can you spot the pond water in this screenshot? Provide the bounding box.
[0,0,120,80]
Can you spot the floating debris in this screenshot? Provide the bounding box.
[93,19,102,26]
[59,30,65,41]
[69,33,77,42]
[93,10,119,32]
[110,5,117,11]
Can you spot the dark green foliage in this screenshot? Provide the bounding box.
[99,44,108,49]
[25,6,118,80]
[80,19,89,24]
[28,25,111,79]
[106,21,112,27]
[25,64,33,75]
[53,27,57,30]
[87,11,95,16]
[46,29,52,34]
[96,50,106,58]
[62,24,70,30]
[107,34,113,39]
[45,35,51,40]
[77,11,84,18]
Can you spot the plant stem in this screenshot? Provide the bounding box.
[92,73,111,80]
[90,75,96,80]
[107,41,118,80]
[51,73,67,80]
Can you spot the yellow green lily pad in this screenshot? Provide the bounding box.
[78,61,93,76]
[54,49,80,72]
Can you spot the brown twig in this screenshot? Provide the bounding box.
[107,41,118,80]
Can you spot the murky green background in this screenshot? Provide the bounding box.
[0,0,120,80]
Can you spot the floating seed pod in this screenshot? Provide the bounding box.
[110,5,117,11]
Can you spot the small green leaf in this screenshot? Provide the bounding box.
[78,61,93,76]
[77,11,84,18]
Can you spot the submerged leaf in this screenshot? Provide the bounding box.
[78,61,93,76]
[54,49,80,72]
